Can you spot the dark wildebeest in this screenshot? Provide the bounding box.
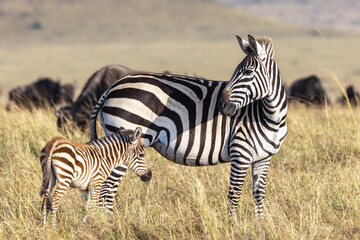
[6,78,74,111]
[338,85,360,106]
[288,75,329,105]
[56,64,135,132]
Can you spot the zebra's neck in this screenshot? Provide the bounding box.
[261,60,288,125]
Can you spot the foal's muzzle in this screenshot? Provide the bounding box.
[140,171,152,182]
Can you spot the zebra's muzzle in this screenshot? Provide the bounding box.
[218,90,237,116]
[140,171,152,182]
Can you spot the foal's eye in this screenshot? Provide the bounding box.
[138,153,145,158]
[243,69,252,76]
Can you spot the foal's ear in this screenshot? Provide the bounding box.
[131,127,142,143]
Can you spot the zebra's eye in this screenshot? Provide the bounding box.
[243,69,252,76]
[138,153,145,159]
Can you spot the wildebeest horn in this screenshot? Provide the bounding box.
[54,105,60,117]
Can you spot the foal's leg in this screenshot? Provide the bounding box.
[42,173,56,226]
[100,166,127,213]
[80,190,89,202]
[50,177,72,225]
[83,179,103,221]
[90,182,102,208]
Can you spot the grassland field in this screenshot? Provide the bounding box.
[0,104,359,239]
[0,0,360,239]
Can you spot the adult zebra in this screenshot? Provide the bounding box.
[90,35,288,219]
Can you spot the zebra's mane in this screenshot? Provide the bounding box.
[88,130,133,147]
[255,36,274,58]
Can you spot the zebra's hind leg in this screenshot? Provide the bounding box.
[50,179,72,226]
[41,172,56,226]
[88,182,102,209]
[100,166,127,213]
[80,189,89,202]
[227,160,250,217]
[80,189,89,216]
[252,158,271,221]
[42,192,50,226]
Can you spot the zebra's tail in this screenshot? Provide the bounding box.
[90,91,108,140]
[39,144,54,196]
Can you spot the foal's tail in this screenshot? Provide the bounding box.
[39,143,54,196]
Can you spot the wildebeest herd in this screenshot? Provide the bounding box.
[6,67,358,118]
[6,77,74,111]
[2,35,359,226]
[55,64,137,131]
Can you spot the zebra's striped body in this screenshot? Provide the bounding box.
[40,127,151,225]
[90,35,287,219]
[92,75,232,165]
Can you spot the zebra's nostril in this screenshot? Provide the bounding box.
[222,101,227,109]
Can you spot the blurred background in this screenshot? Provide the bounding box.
[0,0,359,101]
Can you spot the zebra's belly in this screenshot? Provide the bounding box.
[152,141,230,166]
[70,178,89,190]
[70,168,92,190]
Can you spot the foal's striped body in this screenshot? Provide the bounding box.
[39,127,151,225]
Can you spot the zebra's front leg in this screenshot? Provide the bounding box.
[100,165,128,213]
[252,158,271,221]
[228,160,250,217]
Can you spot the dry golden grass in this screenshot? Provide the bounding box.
[0,103,359,239]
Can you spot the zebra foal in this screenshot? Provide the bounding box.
[39,127,151,225]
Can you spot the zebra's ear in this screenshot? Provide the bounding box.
[236,34,254,55]
[131,127,142,143]
[248,34,267,60]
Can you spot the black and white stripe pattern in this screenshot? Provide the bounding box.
[90,35,288,219]
[99,165,127,211]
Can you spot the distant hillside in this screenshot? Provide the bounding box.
[0,0,315,46]
[0,0,359,101]
[216,0,360,33]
